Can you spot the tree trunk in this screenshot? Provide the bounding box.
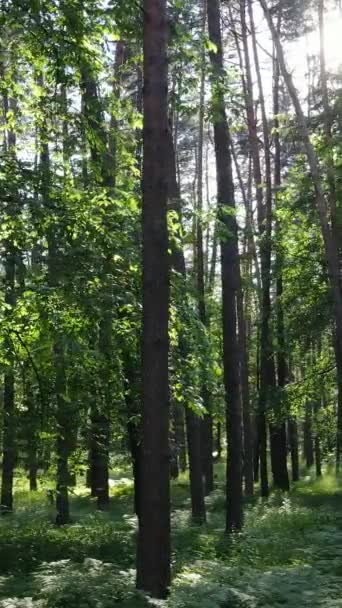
[304,403,314,469]
[216,422,222,460]
[172,402,186,474]
[196,0,214,497]
[89,410,109,509]
[240,0,270,497]
[207,0,243,532]
[237,287,254,496]
[38,98,70,524]
[136,0,170,597]
[0,77,18,514]
[288,418,299,482]
[315,438,322,477]
[185,407,206,523]
[80,45,126,509]
[166,125,206,523]
[272,43,290,492]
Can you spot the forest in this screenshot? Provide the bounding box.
[0,0,342,606]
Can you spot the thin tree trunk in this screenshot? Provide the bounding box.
[173,402,187,473]
[288,418,299,482]
[197,3,214,495]
[239,0,269,497]
[304,402,314,469]
[237,286,254,496]
[207,0,243,532]
[273,41,290,492]
[216,422,222,459]
[0,73,18,514]
[136,0,170,597]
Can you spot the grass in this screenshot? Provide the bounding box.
[1,466,342,607]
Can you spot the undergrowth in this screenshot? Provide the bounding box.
[1,469,342,607]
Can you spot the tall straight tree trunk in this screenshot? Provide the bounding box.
[260,0,342,477]
[1,271,16,514]
[80,43,125,508]
[273,44,290,492]
[249,0,285,493]
[0,77,18,514]
[25,376,38,491]
[166,128,206,523]
[136,0,170,598]
[318,0,339,248]
[240,0,269,496]
[39,131,70,525]
[318,0,342,472]
[197,1,214,496]
[314,401,322,478]
[207,0,243,532]
[230,143,255,496]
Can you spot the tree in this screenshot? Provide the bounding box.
[136,0,171,598]
[207,0,243,532]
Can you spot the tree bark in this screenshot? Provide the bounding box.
[136,0,171,597]
[166,127,206,523]
[273,44,290,492]
[207,0,243,532]
[288,418,299,482]
[304,402,314,469]
[197,6,214,494]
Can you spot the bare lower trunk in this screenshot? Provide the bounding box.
[197,2,214,496]
[237,287,254,496]
[288,418,299,482]
[186,406,206,523]
[207,0,243,532]
[136,0,170,597]
[166,121,206,522]
[304,403,314,469]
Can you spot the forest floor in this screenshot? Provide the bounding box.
[0,465,342,607]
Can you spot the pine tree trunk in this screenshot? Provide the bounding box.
[166,124,206,523]
[26,381,38,492]
[273,45,289,492]
[237,287,254,496]
[89,410,109,509]
[54,339,70,526]
[288,418,299,482]
[240,0,270,497]
[304,403,314,469]
[173,403,187,473]
[315,440,322,477]
[216,422,222,460]
[196,0,214,496]
[39,121,70,525]
[136,0,171,597]
[207,0,243,532]
[0,78,18,514]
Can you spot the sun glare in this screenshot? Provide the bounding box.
[307,9,342,69]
